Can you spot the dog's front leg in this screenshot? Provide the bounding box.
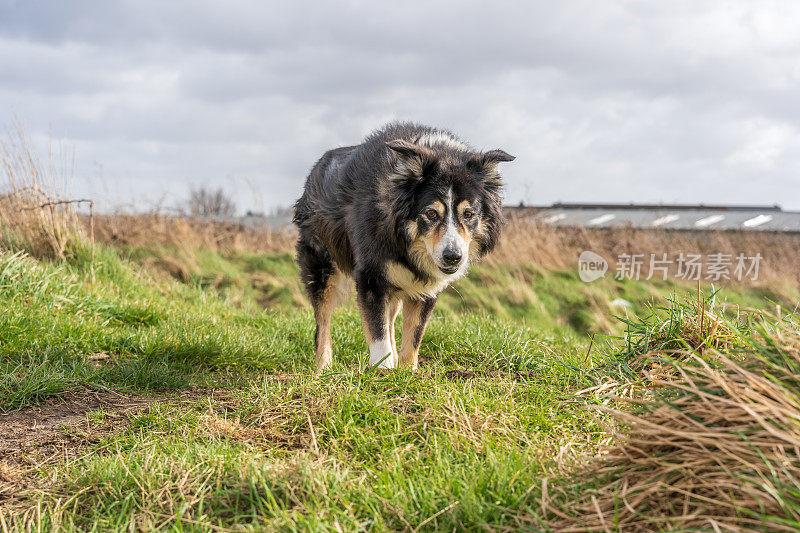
[398,296,436,369]
[355,267,396,369]
[387,298,401,365]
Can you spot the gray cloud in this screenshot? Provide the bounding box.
[1,0,799,212]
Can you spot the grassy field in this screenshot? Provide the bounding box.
[0,241,594,530]
[1,228,799,531]
[1,135,800,530]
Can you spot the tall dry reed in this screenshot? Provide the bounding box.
[0,123,87,260]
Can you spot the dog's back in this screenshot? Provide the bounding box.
[294,123,440,274]
[293,145,359,272]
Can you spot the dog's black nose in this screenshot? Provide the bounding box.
[442,249,462,266]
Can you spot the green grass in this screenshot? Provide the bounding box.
[24,372,602,531]
[1,243,796,530]
[117,243,785,335]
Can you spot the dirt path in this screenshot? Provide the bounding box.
[0,386,218,503]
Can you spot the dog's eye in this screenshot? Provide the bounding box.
[424,208,438,220]
[463,210,474,220]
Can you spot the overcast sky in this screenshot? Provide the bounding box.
[2,0,800,212]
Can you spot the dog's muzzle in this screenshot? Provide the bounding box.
[439,246,463,274]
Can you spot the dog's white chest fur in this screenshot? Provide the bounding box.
[386,261,461,299]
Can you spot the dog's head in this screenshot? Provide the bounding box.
[384,136,514,278]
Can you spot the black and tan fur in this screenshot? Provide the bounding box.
[293,122,514,371]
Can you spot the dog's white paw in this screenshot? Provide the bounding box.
[369,338,396,369]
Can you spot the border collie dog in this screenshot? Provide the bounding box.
[293,123,514,371]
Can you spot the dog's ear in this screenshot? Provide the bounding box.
[386,139,429,159]
[467,149,514,190]
[467,149,514,177]
[386,139,435,179]
[482,149,515,164]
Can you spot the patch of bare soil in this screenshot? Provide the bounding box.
[197,388,321,451]
[442,369,539,381]
[0,386,220,503]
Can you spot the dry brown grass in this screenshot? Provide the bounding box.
[90,212,296,256]
[544,312,800,532]
[0,123,87,260]
[492,213,800,289]
[83,210,800,294]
